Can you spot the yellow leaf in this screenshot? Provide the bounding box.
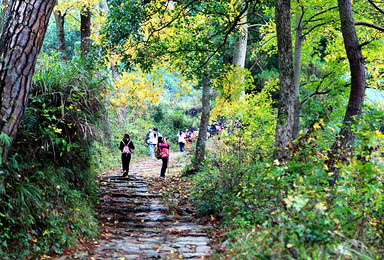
[273,159,280,166]
[315,202,327,211]
[283,195,294,208]
[313,122,321,130]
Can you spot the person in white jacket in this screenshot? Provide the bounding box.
[149,127,162,160]
[177,129,186,152]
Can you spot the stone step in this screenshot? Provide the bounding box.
[99,192,163,198]
[91,165,213,259]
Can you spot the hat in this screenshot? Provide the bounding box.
[154,127,158,131]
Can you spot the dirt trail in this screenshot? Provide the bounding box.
[57,152,216,259]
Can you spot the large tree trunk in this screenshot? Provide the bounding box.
[329,0,366,186]
[54,9,67,58]
[233,9,248,98]
[192,72,211,171]
[80,7,91,57]
[292,10,303,139]
[0,0,56,162]
[273,0,295,162]
[337,0,366,145]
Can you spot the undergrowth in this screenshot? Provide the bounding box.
[0,54,107,258]
[190,93,384,258]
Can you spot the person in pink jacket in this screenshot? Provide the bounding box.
[157,136,169,177]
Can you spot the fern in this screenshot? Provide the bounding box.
[7,156,19,172]
[0,132,12,146]
[0,132,12,165]
[15,182,42,214]
[22,109,38,132]
[0,173,5,195]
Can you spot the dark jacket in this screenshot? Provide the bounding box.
[119,139,135,152]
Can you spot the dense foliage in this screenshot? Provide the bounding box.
[0,55,105,258]
[191,90,384,258]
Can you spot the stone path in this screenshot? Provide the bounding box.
[60,153,215,259]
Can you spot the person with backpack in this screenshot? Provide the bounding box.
[119,133,135,177]
[149,127,162,160]
[157,136,169,178]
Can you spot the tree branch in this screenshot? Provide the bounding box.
[196,1,250,73]
[355,21,384,32]
[302,6,338,28]
[301,72,334,106]
[303,22,329,38]
[247,24,263,29]
[367,0,384,15]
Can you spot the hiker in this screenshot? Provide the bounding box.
[149,127,162,160]
[153,127,162,139]
[177,129,186,152]
[157,136,169,178]
[119,133,135,177]
[145,128,153,157]
[185,129,190,151]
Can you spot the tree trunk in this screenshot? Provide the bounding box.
[329,0,366,186]
[233,9,248,98]
[337,0,366,146]
[273,0,295,162]
[80,7,91,57]
[192,72,211,171]
[292,10,303,139]
[100,0,109,15]
[0,0,56,162]
[54,10,67,58]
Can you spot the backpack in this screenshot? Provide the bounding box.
[154,145,163,159]
[122,140,131,154]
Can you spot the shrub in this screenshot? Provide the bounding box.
[189,91,384,258]
[0,54,105,258]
